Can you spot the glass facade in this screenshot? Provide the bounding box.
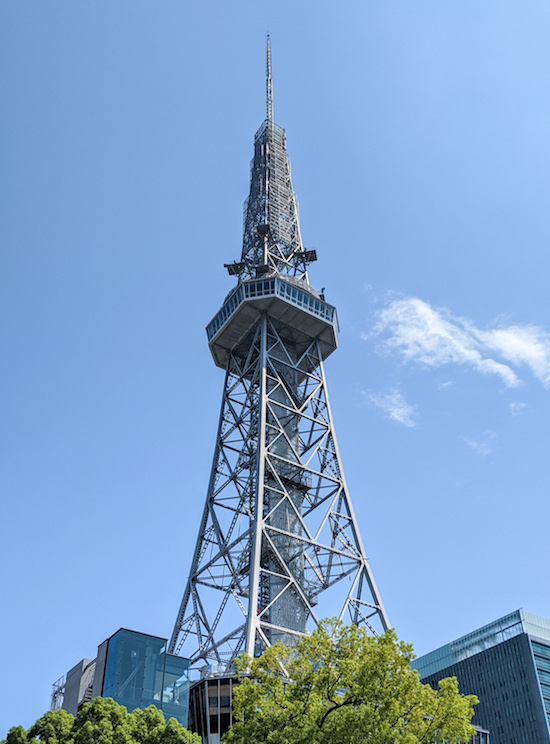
[188,677,238,744]
[206,277,337,342]
[101,629,190,727]
[412,610,550,744]
[533,641,550,726]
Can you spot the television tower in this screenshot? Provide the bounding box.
[169,38,389,668]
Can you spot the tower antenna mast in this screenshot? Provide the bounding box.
[266,34,273,122]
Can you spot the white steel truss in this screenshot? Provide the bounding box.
[170,314,389,664]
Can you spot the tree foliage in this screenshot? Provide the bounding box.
[224,621,477,744]
[2,698,200,744]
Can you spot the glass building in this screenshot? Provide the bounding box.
[412,609,550,744]
[96,629,190,726]
[54,628,190,728]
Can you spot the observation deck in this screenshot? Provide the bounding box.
[206,276,339,369]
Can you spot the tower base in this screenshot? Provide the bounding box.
[188,674,239,744]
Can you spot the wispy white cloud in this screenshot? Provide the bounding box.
[509,401,528,416]
[463,430,496,456]
[366,296,550,389]
[478,325,550,387]
[364,388,417,427]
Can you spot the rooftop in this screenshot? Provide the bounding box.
[411,609,550,679]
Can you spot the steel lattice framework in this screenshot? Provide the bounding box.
[169,38,388,667]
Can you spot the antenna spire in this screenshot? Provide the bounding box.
[266,34,273,122]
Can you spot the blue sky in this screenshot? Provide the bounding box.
[2,0,550,735]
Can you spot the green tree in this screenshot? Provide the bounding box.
[29,711,75,744]
[2,699,200,744]
[5,727,29,744]
[224,621,477,744]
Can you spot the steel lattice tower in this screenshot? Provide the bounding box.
[169,38,389,667]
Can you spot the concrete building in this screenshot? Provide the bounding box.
[412,609,550,743]
[59,658,96,715]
